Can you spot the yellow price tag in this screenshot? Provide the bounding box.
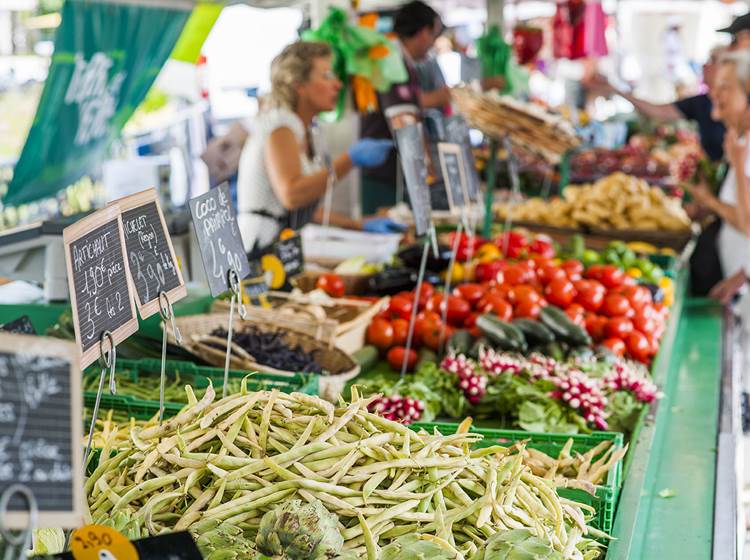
[71,525,139,560]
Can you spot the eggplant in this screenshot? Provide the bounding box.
[397,244,453,272]
[368,267,441,296]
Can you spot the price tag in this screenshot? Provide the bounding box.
[70,525,138,560]
[62,529,204,560]
[114,188,187,319]
[437,142,470,213]
[395,123,433,236]
[445,116,481,202]
[274,233,304,281]
[189,183,251,297]
[0,334,83,529]
[63,206,138,369]
[0,315,36,335]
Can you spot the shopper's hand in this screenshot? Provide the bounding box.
[362,217,406,233]
[724,128,749,173]
[584,73,615,96]
[349,139,394,167]
[709,269,748,305]
[683,181,713,206]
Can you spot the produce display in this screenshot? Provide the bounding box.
[85,385,606,559]
[496,172,691,231]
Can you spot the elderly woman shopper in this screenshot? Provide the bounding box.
[237,41,402,255]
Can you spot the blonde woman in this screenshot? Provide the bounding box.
[237,41,401,254]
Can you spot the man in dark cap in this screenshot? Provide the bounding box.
[718,13,750,50]
[359,1,443,214]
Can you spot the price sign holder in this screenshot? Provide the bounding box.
[437,142,470,216]
[0,335,84,534]
[114,189,187,319]
[114,189,187,423]
[189,185,251,398]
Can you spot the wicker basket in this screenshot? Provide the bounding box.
[212,293,386,354]
[170,314,360,401]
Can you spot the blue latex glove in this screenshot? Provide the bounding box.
[363,217,406,234]
[349,138,394,167]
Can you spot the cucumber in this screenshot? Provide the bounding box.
[353,345,379,372]
[512,319,555,345]
[539,306,592,346]
[448,329,474,355]
[476,315,527,353]
[469,337,491,359]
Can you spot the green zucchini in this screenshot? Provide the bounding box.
[476,315,527,353]
[447,329,474,355]
[469,337,491,359]
[512,319,555,345]
[539,306,592,346]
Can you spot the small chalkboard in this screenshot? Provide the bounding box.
[0,334,83,529]
[437,143,470,212]
[395,123,433,236]
[245,260,269,298]
[274,233,304,279]
[445,116,481,202]
[0,316,36,335]
[53,530,203,559]
[115,189,187,319]
[189,183,251,297]
[63,206,138,369]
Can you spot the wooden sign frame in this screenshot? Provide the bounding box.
[112,188,187,319]
[0,334,83,528]
[437,142,471,214]
[63,205,138,369]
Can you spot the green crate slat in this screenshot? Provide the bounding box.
[83,358,318,421]
[410,422,624,535]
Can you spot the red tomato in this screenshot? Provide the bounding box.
[464,313,479,329]
[415,282,435,309]
[529,236,555,259]
[545,278,577,308]
[601,294,631,318]
[633,309,657,337]
[422,320,448,351]
[316,274,345,297]
[605,317,634,340]
[389,295,414,321]
[391,318,409,346]
[424,294,444,313]
[508,284,542,306]
[446,295,472,326]
[575,281,605,312]
[454,284,485,307]
[387,346,418,372]
[623,285,652,310]
[496,231,528,258]
[599,265,626,289]
[603,338,626,356]
[585,315,608,342]
[565,303,586,326]
[491,298,513,321]
[474,262,504,284]
[515,300,542,319]
[503,264,532,286]
[562,260,584,281]
[366,318,394,351]
[537,263,567,286]
[626,331,651,362]
[585,264,606,282]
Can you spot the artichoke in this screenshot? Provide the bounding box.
[379,535,462,559]
[472,529,563,560]
[193,520,256,560]
[256,499,343,559]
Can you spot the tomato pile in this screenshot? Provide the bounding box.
[367,232,671,368]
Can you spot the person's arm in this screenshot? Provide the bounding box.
[585,74,681,121]
[311,207,362,230]
[265,127,353,210]
[421,86,452,109]
[726,129,750,236]
[685,181,747,232]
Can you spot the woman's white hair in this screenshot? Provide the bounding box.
[719,49,750,93]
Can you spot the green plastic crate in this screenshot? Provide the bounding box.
[83,358,318,421]
[410,422,624,535]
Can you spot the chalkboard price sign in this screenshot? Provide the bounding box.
[275,233,304,279]
[0,335,83,529]
[445,116,481,202]
[395,123,433,236]
[437,143,469,212]
[0,316,36,335]
[57,529,203,559]
[63,206,138,369]
[189,183,251,297]
[116,189,187,319]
